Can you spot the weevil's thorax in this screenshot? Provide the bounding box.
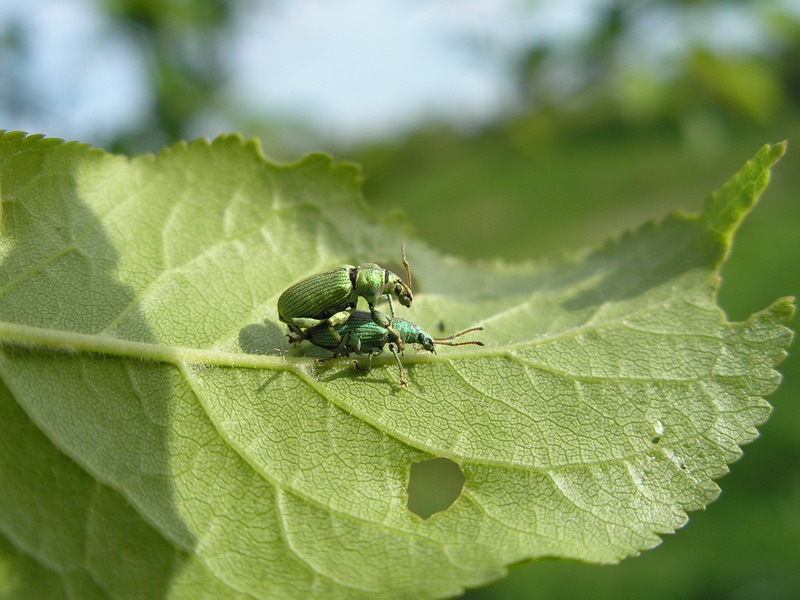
[354,264,388,305]
[354,263,413,308]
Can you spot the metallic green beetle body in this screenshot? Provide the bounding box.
[304,311,433,353]
[277,250,413,345]
[277,264,361,333]
[303,311,483,387]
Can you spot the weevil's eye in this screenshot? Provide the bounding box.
[394,284,403,296]
[417,333,425,344]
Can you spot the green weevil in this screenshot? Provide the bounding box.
[277,246,413,347]
[299,310,484,387]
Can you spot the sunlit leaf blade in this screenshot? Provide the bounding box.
[0,132,793,599]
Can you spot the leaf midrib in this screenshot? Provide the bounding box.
[0,278,719,371]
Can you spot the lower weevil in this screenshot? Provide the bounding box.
[299,311,484,387]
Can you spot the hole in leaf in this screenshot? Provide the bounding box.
[407,457,465,519]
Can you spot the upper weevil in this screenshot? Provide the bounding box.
[278,245,413,346]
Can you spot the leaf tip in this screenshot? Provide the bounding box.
[770,295,796,325]
[768,140,788,161]
[700,142,787,265]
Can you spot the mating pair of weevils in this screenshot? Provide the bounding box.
[277,246,483,387]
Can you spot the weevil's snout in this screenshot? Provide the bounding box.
[416,332,435,352]
[394,282,413,308]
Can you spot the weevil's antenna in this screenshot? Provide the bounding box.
[434,326,484,342]
[401,243,412,290]
[434,326,485,347]
[435,340,485,347]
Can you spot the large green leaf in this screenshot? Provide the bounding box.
[0,132,793,599]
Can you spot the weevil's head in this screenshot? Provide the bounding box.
[386,271,413,308]
[414,329,436,352]
[393,319,435,352]
[355,264,413,307]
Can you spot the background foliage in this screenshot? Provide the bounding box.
[1,0,798,598]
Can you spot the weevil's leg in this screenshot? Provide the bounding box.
[327,309,353,327]
[287,316,327,331]
[333,331,357,357]
[286,332,305,344]
[388,326,404,352]
[370,305,391,328]
[285,321,308,344]
[350,337,370,373]
[387,342,408,388]
[353,347,381,374]
[332,336,348,357]
[317,347,349,367]
[386,294,396,318]
[317,331,358,367]
[369,305,404,351]
[314,332,348,366]
[383,321,404,353]
[324,308,354,342]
